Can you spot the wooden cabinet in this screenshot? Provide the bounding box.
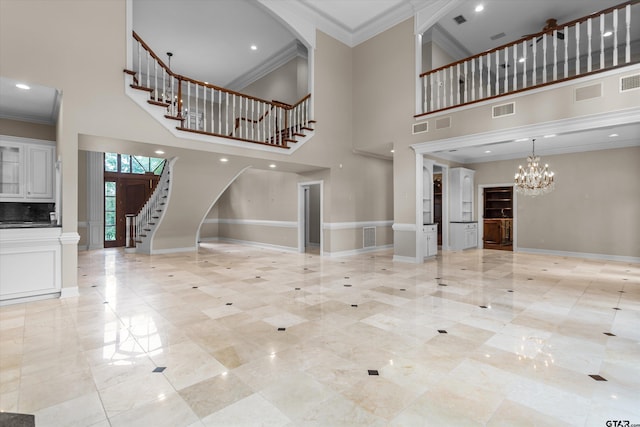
[450,222,478,250]
[483,186,513,219]
[483,218,513,250]
[0,137,55,203]
[482,186,513,250]
[450,167,474,222]
[423,224,437,258]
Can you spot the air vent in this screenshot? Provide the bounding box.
[490,32,506,41]
[492,102,515,118]
[620,74,640,92]
[435,116,451,129]
[363,227,376,248]
[574,83,602,101]
[412,121,428,134]
[453,15,466,24]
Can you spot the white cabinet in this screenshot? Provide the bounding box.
[450,222,478,250]
[0,137,55,202]
[423,224,438,258]
[449,167,475,222]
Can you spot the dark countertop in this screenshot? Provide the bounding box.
[0,222,61,229]
[450,221,477,223]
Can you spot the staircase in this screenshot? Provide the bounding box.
[124,31,316,153]
[125,158,175,254]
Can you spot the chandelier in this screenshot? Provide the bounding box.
[514,138,555,196]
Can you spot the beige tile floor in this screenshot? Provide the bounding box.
[1,242,639,426]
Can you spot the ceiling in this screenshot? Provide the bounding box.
[1,0,638,162]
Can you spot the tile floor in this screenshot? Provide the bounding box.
[1,243,639,426]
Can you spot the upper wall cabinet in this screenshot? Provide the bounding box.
[0,136,55,203]
[449,167,475,222]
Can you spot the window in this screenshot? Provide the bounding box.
[104,153,164,175]
[105,181,116,241]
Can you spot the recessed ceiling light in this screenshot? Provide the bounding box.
[475,4,484,12]
[15,83,30,90]
[220,158,228,162]
[518,57,525,63]
[250,45,257,51]
[484,150,492,153]
[515,138,529,142]
[154,150,164,155]
[603,31,613,37]
[390,149,395,153]
[543,134,556,138]
[269,164,276,168]
[609,133,618,137]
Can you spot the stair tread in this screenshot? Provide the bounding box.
[148,100,170,107]
[130,84,153,93]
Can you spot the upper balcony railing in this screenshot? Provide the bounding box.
[126,32,313,149]
[417,1,639,117]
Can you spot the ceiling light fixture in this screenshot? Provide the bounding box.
[475,4,484,12]
[515,138,529,142]
[514,138,555,196]
[269,164,276,168]
[518,57,525,63]
[154,150,165,155]
[15,83,30,90]
[543,134,556,138]
[603,31,613,37]
[484,150,492,153]
[220,158,228,162]
[609,133,619,137]
[250,45,257,51]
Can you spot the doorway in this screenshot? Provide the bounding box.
[104,173,160,247]
[298,181,322,254]
[479,184,515,251]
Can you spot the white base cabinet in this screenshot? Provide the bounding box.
[423,224,438,258]
[0,227,62,304]
[450,222,478,250]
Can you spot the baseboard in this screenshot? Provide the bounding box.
[60,287,79,298]
[203,237,298,253]
[393,255,421,263]
[325,244,393,258]
[150,246,197,255]
[516,247,640,263]
[0,292,60,306]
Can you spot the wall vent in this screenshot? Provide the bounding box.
[492,102,515,118]
[620,74,640,92]
[435,116,451,129]
[363,227,376,248]
[412,121,428,134]
[453,15,466,25]
[574,83,602,101]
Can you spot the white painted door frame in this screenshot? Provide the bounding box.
[477,183,518,250]
[297,180,323,254]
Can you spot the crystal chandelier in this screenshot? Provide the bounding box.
[514,138,555,196]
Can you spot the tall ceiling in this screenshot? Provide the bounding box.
[2,0,638,162]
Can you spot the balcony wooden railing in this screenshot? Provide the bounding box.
[417,1,639,116]
[126,31,314,149]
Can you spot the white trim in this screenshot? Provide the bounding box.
[415,0,464,35]
[206,218,297,228]
[516,247,640,264]
[323,220,393,230]
[59,232,80,245]
[60,287,79,298]
[477,183,517,251]
[206,237,298,253]
[227,40,307,91]
[393,255,421,263]
[392,223,416,232]
[0,292,60,306]
[298,180,323,255]
[150,246,197,255]
[325,244,393,258]
[412,106,640,155]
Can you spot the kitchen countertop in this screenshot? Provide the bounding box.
[450,221,477,223]
[0,222,61,229]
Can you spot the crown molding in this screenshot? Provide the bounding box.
[226,40,307,91]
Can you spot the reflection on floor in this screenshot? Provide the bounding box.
[1,243,639,426]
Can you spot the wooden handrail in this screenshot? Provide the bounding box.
[419,1,639,78]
